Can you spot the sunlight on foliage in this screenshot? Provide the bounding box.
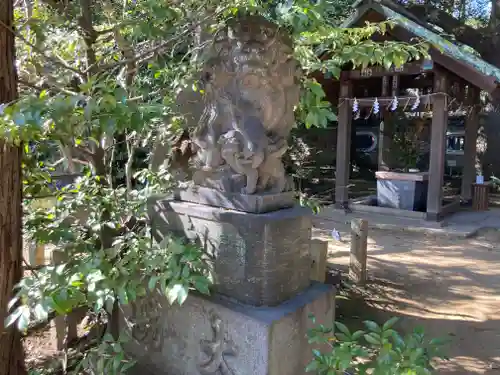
[307,315,449,375]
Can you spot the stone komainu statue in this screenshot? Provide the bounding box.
[191,15,300,195]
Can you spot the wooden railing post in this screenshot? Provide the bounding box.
[310,239,328,283]
[349,219,368,285]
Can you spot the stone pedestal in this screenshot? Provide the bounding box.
[125,14,336,375]
[174,185,296,214]
[149,199,313,306]
[376,171,429,211]
[121,283,335,375]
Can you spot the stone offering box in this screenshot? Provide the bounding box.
[375,171,429,211]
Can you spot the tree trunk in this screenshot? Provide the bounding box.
[0,0,27,374]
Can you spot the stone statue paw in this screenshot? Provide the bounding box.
[251,150,265,169]
[241,186,253,195]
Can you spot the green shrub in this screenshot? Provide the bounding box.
[306,316,449,375]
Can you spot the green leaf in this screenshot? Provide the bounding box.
[383,317,399,331]
[312,349,321,358]
[364,320,381,332]
[7,296,19,311]
[305,111,317,128]
[352,329,365,340]
[177,284,189,305]
[17,306,30,332]
[181,266,190,279]
[364,333,381,346]
[113,353,123,372]
[325,110,337,121]
[305,361,318,372]
[193,278,210,295]
[13,112,26,126]
[148,276,159,290]
[166,283,187,305]
[391,330,405,347]
[335,333,350,342]
[334,321,351,337]
[34,303,49,321]
[383,328,396,339]
[383,57,393,71]
[51,295,67,315]
[4,306,23,328]
[309,81,324,98]
[118,287,129,304]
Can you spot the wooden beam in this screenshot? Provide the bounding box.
[461,85,480,201]
[378,115,392,171]
[381,76,389,96]
[426,69,449,221]
[342,95,435,110]
[386,26,498,94]
[379,77,392,171]
[344,3,498,93]
[335,76,353,208]
[347,60,432,80]
[391,75,400,96]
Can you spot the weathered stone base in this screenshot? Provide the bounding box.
[174,185,296,214]
[122,282,336,375]
[149,199,313,306]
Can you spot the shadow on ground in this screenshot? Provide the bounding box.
[316,225,500,375]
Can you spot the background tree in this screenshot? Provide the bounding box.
[0,0,27,373]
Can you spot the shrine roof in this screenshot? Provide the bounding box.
[342,0,500,93]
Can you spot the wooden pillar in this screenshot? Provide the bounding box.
[34,244,45,266]
[426,70,449,221]
[378,76,392,171]
[335,75,353,208]
[461,86,480,201]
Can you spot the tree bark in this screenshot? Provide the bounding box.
[0,0,27,374]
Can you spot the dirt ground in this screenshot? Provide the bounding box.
[314,224,500,375]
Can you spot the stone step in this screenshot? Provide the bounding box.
[313,206,478,238]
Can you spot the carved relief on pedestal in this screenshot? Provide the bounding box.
[190,15,300,195]
[125,294,165,352]
[198,312,237,375]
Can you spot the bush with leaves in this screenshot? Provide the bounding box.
[306,316,449,375]
[1,85,212,373]
[9,169,212,371]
